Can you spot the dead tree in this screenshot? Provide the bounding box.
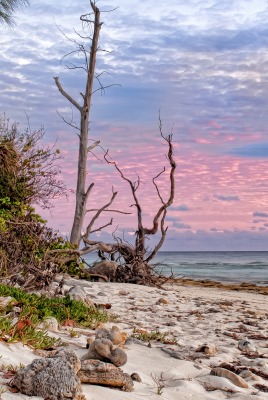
[54,1,115,246]
[103,120,176,284]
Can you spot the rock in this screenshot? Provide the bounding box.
[219,300,233,306]
[210,367,249,388]
[126,337,146,346]
[119,289,129,296]
[49,282,59,292]
[37,317,59,332]
[157,298,169,305]
[95,325,128,346]
[13,306,21,315]
[161,347,184,360]
[165,321,177,326]
[10,349,85,399]
[67,285,94,306]
[238,337,257,353]
[239,369,259,380]
[86,336,95,348]
[81,338,127,367]
[196,343,218,355]
[0,296,14,308]
[256,360,266,367]
[78,359,133,391]
[90,260,117,281]
[131,372,142,382]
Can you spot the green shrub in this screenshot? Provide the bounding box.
[0,284,108,328]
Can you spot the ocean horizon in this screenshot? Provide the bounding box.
[83,250,268,286]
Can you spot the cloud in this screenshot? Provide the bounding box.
[229,143,268,158]
[173,221,192,229]
[1,0,268,251]
[253,211,268,218]
[215,195,240,201]
[163,228,268,251]
[170,204,190,211]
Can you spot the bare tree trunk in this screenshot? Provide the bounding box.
[54,1,102,246]
[70,2,101,245]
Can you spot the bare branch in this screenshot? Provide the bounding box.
[104,151,143,233]
[152,167,166,204]
[56,109,80,131]
[90,218,113,234]
[82,189,118,241]
[85,182,95,200]
[144,129,176,235]
[86,208,132,215]
[54,77,82,112]
[146,210,168,263]
[92,83,121,96]
[87,140,100,152]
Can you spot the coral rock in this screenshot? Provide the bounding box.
[81,338,127,367]
[95,325,128,346]
[195,343,218,355]
[78,359,133,391]
[238,337,257,353]
[11,349,85,399]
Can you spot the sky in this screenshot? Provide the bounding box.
[1,0,268,251]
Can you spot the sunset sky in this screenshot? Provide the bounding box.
[1,0,268,251]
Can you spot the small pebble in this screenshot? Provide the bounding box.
[119,290,129,296]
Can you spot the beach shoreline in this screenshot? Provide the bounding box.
[168,277,268,295]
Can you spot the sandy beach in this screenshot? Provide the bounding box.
[0,277,267,399]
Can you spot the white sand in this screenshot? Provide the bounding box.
[0,278,267,399]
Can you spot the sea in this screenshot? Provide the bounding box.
[83,251,268,286]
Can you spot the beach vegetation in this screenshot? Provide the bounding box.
[0,384,7,399]
[0,117,86,288]
[131,328,178,345]
[151,372,179,396]
[68,329,80,338]
[0,315,60,349]
[0,361,25,373]
[0,284,109,348]
[0,284,109,328]
[151,372,165,395]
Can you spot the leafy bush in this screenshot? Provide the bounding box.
[0,117,83,287]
